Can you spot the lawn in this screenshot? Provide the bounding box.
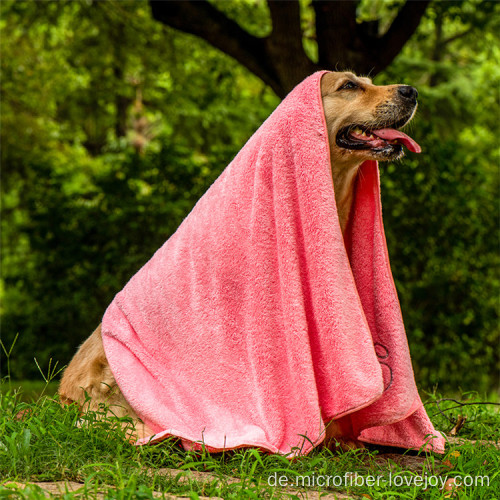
[0,377,498,499]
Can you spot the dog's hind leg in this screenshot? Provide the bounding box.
[58,324,154,441]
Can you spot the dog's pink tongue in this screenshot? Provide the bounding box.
[372,128,421,153]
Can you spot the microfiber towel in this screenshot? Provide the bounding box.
[101,71,445,456]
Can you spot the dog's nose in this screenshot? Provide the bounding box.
[397,85,418,101]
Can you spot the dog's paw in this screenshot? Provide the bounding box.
[324,418,365,452]
[327,436,366,452]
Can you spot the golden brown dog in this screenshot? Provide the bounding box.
[59,71,419,449]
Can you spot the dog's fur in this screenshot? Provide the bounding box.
[58,71,418,450]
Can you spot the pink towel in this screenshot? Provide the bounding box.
[102,71,445,455]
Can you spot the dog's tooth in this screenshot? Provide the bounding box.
[361,131,367,137]
[368,134,374,139]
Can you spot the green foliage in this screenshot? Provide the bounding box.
[375,1,500,392]
[2,143,222,377]
[0,0,277,380]
[0,0,498,393]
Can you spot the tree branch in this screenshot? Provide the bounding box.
[439,27,475,48]
[373,0,431,73]
[149,0,282,94]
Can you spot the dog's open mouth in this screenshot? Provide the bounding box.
[336,124,421,154]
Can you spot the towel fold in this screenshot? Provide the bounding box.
[102,71,445,455]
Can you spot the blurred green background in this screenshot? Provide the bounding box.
[1,0,498,394]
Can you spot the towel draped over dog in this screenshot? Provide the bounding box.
[102,71,445,455]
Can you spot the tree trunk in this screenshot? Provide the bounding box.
[149,0,430,98]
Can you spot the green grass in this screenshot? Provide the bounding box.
[0,380,498,499]
[0,380,59,401]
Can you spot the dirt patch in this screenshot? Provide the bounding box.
[152,466,358,498]
[3,481,85,497]
[446,436,500,449]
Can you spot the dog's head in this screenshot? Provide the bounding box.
[321,71,421,163]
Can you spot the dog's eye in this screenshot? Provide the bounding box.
[339,81,359,91]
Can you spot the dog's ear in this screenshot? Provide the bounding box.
[321,72,340,97]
